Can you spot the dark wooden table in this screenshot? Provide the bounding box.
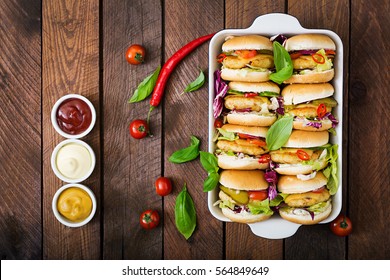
[1,0,389,260]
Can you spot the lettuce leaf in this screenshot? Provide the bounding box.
[247,199,273,215]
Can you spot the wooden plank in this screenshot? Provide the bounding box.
[0,0,42,260]
[42,0,100,259]
[348,0,390,259]
[285,0,350,259]
[163,0,224,259]
[102,0,163,259]
[224,0,285,260]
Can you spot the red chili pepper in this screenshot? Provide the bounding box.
[296,149,310,161]
[149,33,215,109]
[217,53,226,63]
[258,154,271,164]
[312,53,325,64]
[317,103,327,118]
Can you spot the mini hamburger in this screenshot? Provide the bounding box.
[216,124,270,170]
[224,81,281,127]
[284,34,336,84]
[217,170,273,223]
[218,35,274,82]
[270,130,329,175]
[282,83,338,131]
[277,172,332,225]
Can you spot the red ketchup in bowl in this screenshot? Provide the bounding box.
[56,98,92,135]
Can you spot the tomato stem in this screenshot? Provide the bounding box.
[340,216,348,229]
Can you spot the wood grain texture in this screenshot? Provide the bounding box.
[348,0,390,259]
[0,0,42,260]
[42,0,100,259]
[163,0,224,259]
[102,0,163,259]
[286,0,350,259]
[224,0,285,260]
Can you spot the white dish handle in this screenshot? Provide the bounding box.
[248,218,301,239]
[247,13,306,34]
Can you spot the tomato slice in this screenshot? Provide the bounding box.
[290,52,302,59]
[326,50,336,55]
[238,133,255,139]
[312,53,325,64]
[244,92,258,98]
[296,149,310,161]
[248,190,268,201]
[258,154,271,164]
[235,50,257,59]
[317,103,327,118]
[216,53,226,63]
[247,138,266,147]
[312,186,326,193]
[214,118,223,128]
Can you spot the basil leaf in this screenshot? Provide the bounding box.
[203,172,220,192]
[128,66,161,103]
[269,41,293,84]
[184,70,205,93]
[168,136,200,163]
[199,151,219,173]
[266,114,293,150]
[175,184,196,240]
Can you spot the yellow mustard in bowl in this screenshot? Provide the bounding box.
[57,187,92,222]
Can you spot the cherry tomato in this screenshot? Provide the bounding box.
[330,214,353,237]
[248,190,268,201]
[317,103,327,118]
[296,149,310,161]
[214,118,223,128]
[258,154,271,164]
[234,50,257,59]
[155,177,172,196]
[126,44,146,65]
[129,119,148,139]
[139,209,160,230]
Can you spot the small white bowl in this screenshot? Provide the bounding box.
[51,139,96,183]
[51,94,96,139]
[52,183,97,227]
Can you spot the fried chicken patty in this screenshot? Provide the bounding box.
[224,95,270,111]
[217,139,268,156]
[284,188,330,207]
[223,54,274,69]
[270,148,321,164]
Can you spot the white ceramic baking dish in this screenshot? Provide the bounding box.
[208,13,343,239]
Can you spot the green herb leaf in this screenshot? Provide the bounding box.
[199,151,220,192]
[199,151,219,173]
[266,114,294,150]
[203,172,220,192]
[128,66,161,103]
[175,184,196,240]
[269,41,293,84]
[168,136,200,163]
[184,70,205,93]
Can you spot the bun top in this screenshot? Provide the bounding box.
[285,34,336,52]
[221,124,268,138]
[277,171,328,194]
[222,35,273,52]
[283,130,329,148]
[282,83,334,105]
[219,170,268,190]
[229,81,280,94]
[285,34,336,51]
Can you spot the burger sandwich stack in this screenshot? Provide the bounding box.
[213,33,339,225]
